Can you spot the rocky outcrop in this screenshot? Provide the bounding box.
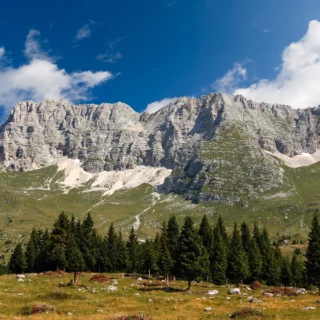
[1,93,320,203]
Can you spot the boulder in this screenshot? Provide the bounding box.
[228,288,241,295]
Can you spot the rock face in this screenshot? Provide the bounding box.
[1,93,320,203]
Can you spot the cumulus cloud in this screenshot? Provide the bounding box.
[235,20,320,109]
[75,24,91,41]
[211,63,247,93]
[145,98,178,114]
[0,46,5,59]
[97,37,125,63]
[262,28,271,33]
[0,29,113,114]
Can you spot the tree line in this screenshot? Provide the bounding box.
[7,211,320,289]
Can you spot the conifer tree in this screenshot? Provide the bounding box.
[8,243,27,274]
[35,229,51,272]
[106,223,118,272]
[25,228,38,272]
[51,211,70,249]
[141,239,157,277]
[198,215,213,252]
[305,213,320,286]
[167,216,179,274]
[216,215,229,245]
[210,226,227,285]
[291,253,305,288]
[177,216,209,290]
[227,222,250,285]
[127,226,139,273]
[280,256,292,286]
[159,222,173,283]
[66,235,85,283]
[51,243,67,271]
[240,222,251,254]
[265,248,281,286]
[116,231,128,272]
[248,237,262,281]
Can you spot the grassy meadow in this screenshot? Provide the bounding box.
[0,272,319,319]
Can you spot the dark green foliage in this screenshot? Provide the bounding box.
[305,213,320,286]
[106,223,118,272]
[280,256,292,286]
[51,211,70,249]
[50,243,67,271]
[158,222,173,279]
[8,243,27,273]
[198,215,213,252]
[248,237,262,281]
[167,216,179,273]
[127,226,139,273]
[66,235,85,282]
[210,225,227,285]
[141,239,158,275]
[227,223,250,285]
[177,216,209,290]
[291,253,305,287]
[240,222,251,254]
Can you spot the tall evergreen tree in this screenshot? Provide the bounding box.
[66,235,85,283]
[25,228,38,272]
[141,239,157,277]
[177,216,209,290]
[51,211,70,249]
[227,222,250,285]
[8,243,27,274]
[216,215,229,245]
[248,237,262,281]
[127,226,139,273]
[116,231,128,272]
[240,222,251,254]
[264,248,281,286]
[106,223,118,272]
[210,226,227,285]
[167,216,179,274]
[280,256,292,286]
[159,222,173,283]
[305,213,320,286]
[291,253,305,288]
[51,243,67,271]
[198,215,213,252]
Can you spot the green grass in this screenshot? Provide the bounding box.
[0,272,319,319]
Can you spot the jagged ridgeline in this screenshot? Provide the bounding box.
[1,92,320,244]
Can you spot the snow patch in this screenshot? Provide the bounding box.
[55,158,171,195]
[265,150,320,168]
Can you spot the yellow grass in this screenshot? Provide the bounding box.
[0,273,319,319]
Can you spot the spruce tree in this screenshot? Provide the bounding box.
[248,237,262,281]
[210,226,227,285]
[51,243,67,271]
[66,235,85,283]
[291,253,305,288]
[51,211,70,249]
[167,216,179,274]
[227,222,250,285]
[177,216,209,290]
[25,228,37,272]
[305,213,320,286]
[240,222,251,254]
[106,223,118,272]
[265,248,281,286]
[198,215,213,252]
[159,222,173,283]
[141,239,157,277]
[127,226,139,273]
[116,231,128,272]
[216,215,229,245]
[8,243,27,274]
[280,256,292,286]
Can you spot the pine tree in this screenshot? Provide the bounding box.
[159,222,173,283]
[35,229,51,272]
[198,215,213,252]
[177,216,209,290]
[25,228,37,272]
[305,213,320,286]
[280,256,292,286]
[127,226,139,273]
[8,243,27,274]
[291,253,305,288]
[210,226,227,285]
[216,215,229,245]
[248,237,262,281]
[265,248,281,286]
[141,239,157,277]
[116,231,128,272]
[106,223,118,272]
[51,243,67,271]
[240,222,251,254]
[227,222,250,285]
[51,211,70,249]
[167,215,179,273]
[66,235,85,283]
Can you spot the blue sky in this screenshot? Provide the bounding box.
[1,0,320,120]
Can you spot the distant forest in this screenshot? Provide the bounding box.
[7,212,320,290]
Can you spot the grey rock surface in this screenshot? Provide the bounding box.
[1,92,319,203]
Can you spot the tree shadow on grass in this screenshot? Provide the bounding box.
[137,286,185,293]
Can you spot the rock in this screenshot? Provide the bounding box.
[66,312,72,315]
[263,293,274,297]
[302,307,316,310]
[137,277,143,281]
[112,280,118,285]
[251,281,262,290]
[17,279,24,282]
[207,290,219,295]
[148,299,153,303]
[228,288,241,295]
[297,288,307,294]
[16,275,25,279]
[248,296,263,303]
[204,307,213,312]
[2,93,319,204]
[107,285,117,292]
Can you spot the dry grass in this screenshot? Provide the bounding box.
[0,273,319,319]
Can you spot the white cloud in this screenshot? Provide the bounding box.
[235,20,320,109]
[262,28,271,33]
[211,63,247,93]
[167,0,176,8]
[0,46,5,59]
[0,29,113,114]
[97,37,125,63]
[75,24,91,41]
[145,98,178,114]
